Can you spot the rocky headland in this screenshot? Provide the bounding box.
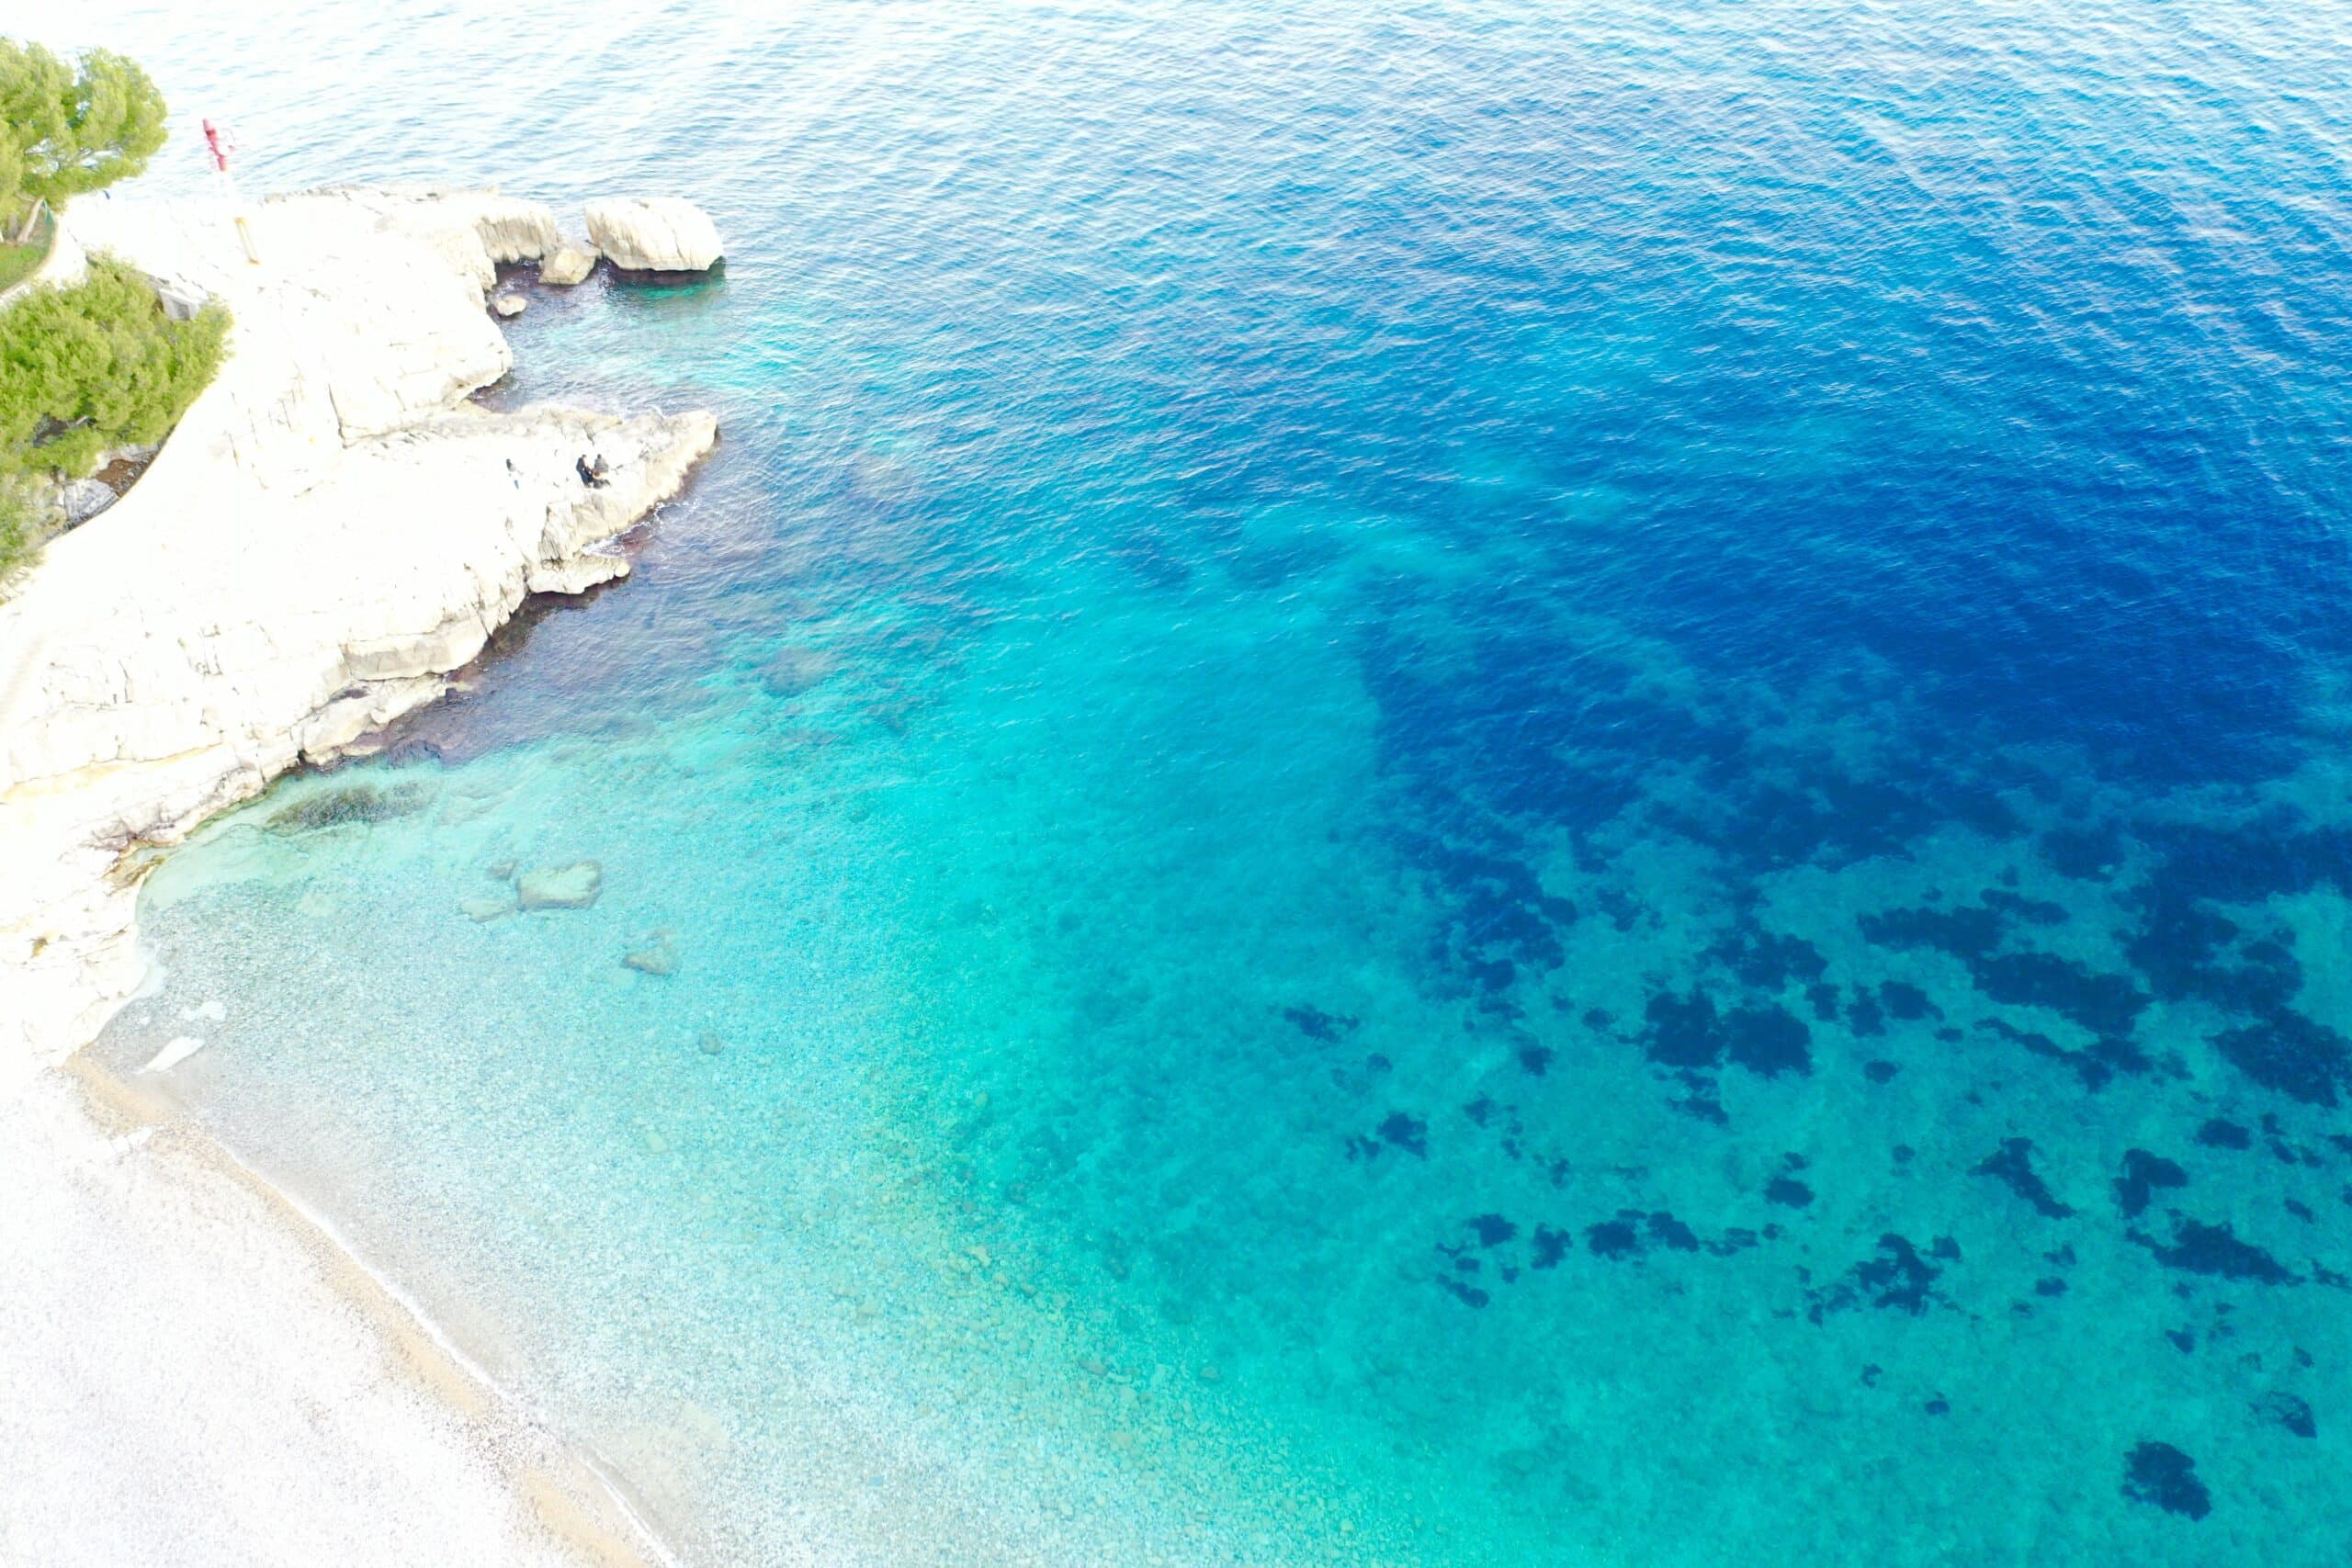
[0,185,718,1069]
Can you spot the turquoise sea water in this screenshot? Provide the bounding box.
[51,0,2352,1561]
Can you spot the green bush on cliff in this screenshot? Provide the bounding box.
[0,254,227,480]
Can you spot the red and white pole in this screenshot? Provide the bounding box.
[203,118,259,264]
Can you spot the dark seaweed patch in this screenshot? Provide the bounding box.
[1377,1112,1429,1158]
[1765,1176,1815,1208]
[2211,1012,2351,1108]
[1713,929,1827,990]
[1729,1005,1812,1075]
[1587,1219,1640,1259]
[266,781,431,832]
[1860,903,2003,961]
[1468,1213,1517,1247]
[2115,1149,2188,1220]
[1531,1225,1570,1269]
[1391,830,1574,998]
[1643,992,1720,1070]
[2255,1391,2315,1439]
[1972,1138,2075,1219]
[1646,1212,1701,1251]
[2128,1218,2298,1285]
[2121,1442,2211,1520]
[1976,1016,2143,1091]
[1808,1233,1944,1320]
[1848,990,1886,1036]
[1864,902,2148,1038]
[1283,1005,1360,1042]
[1437,1276,1490,1309]
[1863,1059,1898,1083]
[1878,980,1939,1021]
[1640,991,1812,1077]
[1669,1074,1729,1124]
[1973,953,2147,1037]
[2191,1114,2248,1152]
[2041,824,2123,879]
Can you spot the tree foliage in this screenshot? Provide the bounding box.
[0,40,166,227]
[0,254,227,479]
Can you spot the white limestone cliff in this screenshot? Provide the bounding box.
[0,186,718,1070]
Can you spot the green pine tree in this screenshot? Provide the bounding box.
[0,40,167,242]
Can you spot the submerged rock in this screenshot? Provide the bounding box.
[517,861,603,910]
[458,894,513,922]
[584,197,724,273]
[760,645,840,697]
[623,931,681,976]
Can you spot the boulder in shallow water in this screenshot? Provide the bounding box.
[517,861,603,910]
[583,197,724,273]
[491,293,526,318]
[459,894,514,922]
[540,243,598,286]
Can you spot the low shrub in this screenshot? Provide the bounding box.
[0,253,227,481]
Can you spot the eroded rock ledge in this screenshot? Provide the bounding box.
[0,186,719,1067]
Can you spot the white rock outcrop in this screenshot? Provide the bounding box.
[0,189,718,1066]
[583,197,724,273]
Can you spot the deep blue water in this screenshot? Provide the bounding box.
[56,0,2352,1561]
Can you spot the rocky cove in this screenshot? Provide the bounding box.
[0,185,720,1070]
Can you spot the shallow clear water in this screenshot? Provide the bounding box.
[52,0,2352,1561]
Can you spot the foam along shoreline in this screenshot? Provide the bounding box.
[0,186,715,1564]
